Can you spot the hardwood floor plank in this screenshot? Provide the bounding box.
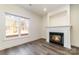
[0,39,79,55]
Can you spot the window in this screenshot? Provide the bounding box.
[5,13,29,37]
[20,18,29,35]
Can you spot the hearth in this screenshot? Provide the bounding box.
[49,32,64,46]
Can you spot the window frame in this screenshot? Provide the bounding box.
[5,12,30,37]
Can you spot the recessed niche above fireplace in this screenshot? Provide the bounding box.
[49,32,64,46]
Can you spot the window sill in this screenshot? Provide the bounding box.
[6,35,18,38]
[21,33,28,36]
[6,33,28,38]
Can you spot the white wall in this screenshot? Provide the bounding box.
[49,11,69,26]
[70,5,79,47]
[41,15,48,38]
[0,5,42,50]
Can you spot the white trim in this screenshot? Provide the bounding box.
[46,25,72,28]
[5,12,30,19]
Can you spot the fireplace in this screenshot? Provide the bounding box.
[49,32,64,46]
[47,26,71,49]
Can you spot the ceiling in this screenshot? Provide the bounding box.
[20,4,67,16]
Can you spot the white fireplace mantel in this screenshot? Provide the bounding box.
[46,25,71,28]
[46,25,71,49]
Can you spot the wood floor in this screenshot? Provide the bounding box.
[0,39,79,55]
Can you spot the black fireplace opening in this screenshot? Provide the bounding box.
[49,32,64,46]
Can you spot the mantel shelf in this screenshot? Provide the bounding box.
[46,25,72,28]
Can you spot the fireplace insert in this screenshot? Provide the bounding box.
[49,32,64,46]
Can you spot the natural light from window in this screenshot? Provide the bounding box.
[5,13,29,37]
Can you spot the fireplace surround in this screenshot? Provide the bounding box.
[46,26,71,49]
